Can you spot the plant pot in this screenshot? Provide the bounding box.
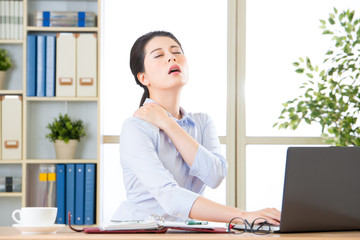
[0,71,6,89]
[54,139,78,159]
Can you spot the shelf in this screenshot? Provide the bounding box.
[0,192,22,197]
[25,159,98,164]
[27,26,98,32]
[25,96,98,101]
[0,160,23,164]
[0,39,23,44]
[0,90,23,95]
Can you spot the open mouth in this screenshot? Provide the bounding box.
[168,65,181,74]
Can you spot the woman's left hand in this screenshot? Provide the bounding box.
[133,103,172,130]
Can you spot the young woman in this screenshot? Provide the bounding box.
[112,31,281,225]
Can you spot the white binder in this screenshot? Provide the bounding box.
[2,96,22,160]
[77,33,97,97]
[56,33,76,97]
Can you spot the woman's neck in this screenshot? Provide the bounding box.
[150,90,182,120]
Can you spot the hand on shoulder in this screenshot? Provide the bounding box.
[133,103,173,130]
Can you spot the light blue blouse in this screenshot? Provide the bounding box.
[112,99,227,222]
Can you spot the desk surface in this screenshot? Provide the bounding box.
[1,226,360,240]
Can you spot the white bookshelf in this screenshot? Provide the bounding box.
[0,0,101,226]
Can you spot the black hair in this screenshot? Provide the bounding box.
[129,31,183,107]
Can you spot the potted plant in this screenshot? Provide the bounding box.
[274,8,360,146]
[46,113,86,159]
[0,48,13,89]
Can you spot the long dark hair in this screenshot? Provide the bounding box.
[130,31,183,107]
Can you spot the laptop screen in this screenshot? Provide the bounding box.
[279,147,360,233]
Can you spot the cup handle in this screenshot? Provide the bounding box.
[12,209,21,224]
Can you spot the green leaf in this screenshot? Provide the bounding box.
[322,30,333,35]
[328,17,335,25]
[348,10,354,22]
[292,62,300,67]
[295,68,304,73]
[306,73,314,78]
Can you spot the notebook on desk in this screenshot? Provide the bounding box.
[235,147,360,233]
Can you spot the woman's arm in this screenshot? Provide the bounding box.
[134,102,199,166]
[189,196,281,225]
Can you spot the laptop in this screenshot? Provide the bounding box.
[236,147,360,233]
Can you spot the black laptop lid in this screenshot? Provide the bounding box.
[280,147,360,233]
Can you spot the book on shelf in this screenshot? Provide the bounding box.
[5,0,10,39]
[26,35,37,96]
[0,0,5,39]
[47,165,57,207]
[27,164,48,207]
[56,163,96,225]
[36,35,46,97]
[84,164,96,225]
[34,11,96,27]
[75,164,85,225]
[56,164,66,224]
[66,164,75,225]
[46,35,56,97]
[9,0,14,39]
[0,0,23,39]
[18,0,22,39]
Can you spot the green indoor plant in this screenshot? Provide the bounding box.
[0,48,13,89]
[274,8,360,146]
[46,113,86,159]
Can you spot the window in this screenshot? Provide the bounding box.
[244,0,360,211]
[101,0,228,222]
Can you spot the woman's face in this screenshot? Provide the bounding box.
[138,36,189,92]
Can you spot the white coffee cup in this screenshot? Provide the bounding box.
[12,207,57,226]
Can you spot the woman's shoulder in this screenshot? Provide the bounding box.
[187,112,212,125]
[122,117,159,134]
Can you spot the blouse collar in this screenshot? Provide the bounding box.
[143,98,196,126]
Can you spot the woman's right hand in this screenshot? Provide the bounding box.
[133,102,173,130]
[241,208,281,225]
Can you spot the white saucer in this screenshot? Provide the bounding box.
[12,224,65,234]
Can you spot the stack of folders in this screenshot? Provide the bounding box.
[56,164,96,225]
[0,0,23,39]
[82,218,228,234]
[27,164,57,208]
[26,33,97,97]
[27,34,56,97]
[34,11,96,27]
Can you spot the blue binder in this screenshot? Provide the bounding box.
[66,164,75,225]
[26,35,37,96]
[46,35,56,97]
[75,164,85,225]
[36,35,46,97]
[84,164,96,225]
[56,164,65,224]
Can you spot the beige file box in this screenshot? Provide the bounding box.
[1,96,22,160]
[56,33,76,97]
[77,33,97,97]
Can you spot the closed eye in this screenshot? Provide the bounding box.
[154,54,163,58]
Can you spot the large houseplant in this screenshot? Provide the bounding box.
[0,48,13,89]
[274,8,360,146]
[46,113,86,159]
